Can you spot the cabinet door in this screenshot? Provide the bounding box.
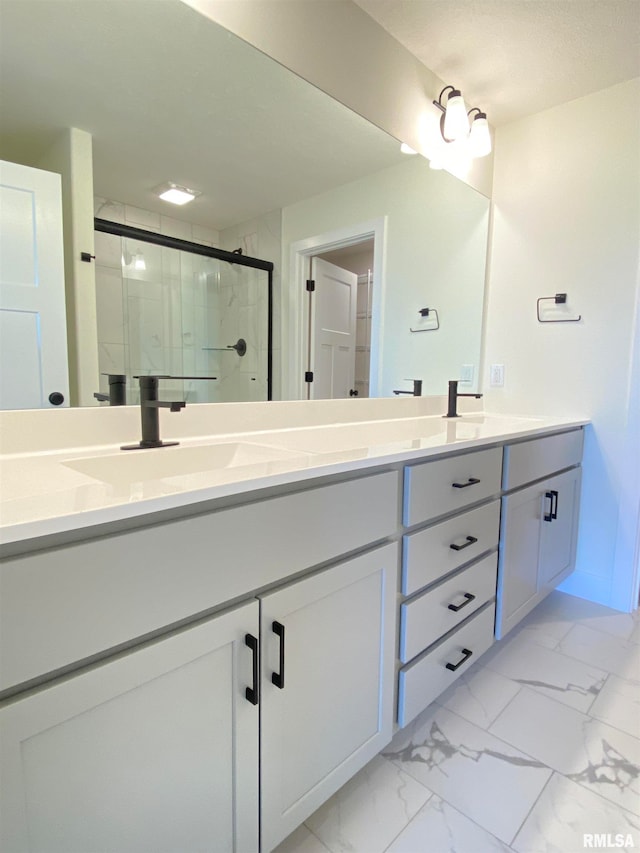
[496,482,543,639]
[496,468,581,639]
[0,601,259,853]
[260,543,398,851]
[539,467,581,589]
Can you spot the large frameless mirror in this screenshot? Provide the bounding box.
[0,0,489,407]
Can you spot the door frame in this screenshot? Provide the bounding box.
[286,217,386,400]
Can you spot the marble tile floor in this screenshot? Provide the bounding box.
[273,591,640,853]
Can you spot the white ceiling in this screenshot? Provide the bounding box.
[354,0,640,125]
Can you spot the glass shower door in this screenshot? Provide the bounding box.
[195,257,270,403]
[96,229,271,405]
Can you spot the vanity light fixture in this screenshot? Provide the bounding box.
[432,85,470,142]
[400,142,418,154]
[432,85,492,160]
[154,182,201,206]
[467,108,492,158]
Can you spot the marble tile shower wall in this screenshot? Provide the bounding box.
[94,197,220,403]
[93,198,273,403]
[219,208,282,398]
[217,262,269,402]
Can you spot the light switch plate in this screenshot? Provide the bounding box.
[490,364,505,387]
[460,364,474,384]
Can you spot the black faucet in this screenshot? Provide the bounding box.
[94,373,127,406]
[121,376,186,450]
[445,380,483,418]
[393,379,423,397]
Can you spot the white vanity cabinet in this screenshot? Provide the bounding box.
[397,447,503,727]
[0,600,260,853]
[496,430,583,639]
[0,470,400,853]
[0,414,587,852]
[259,543,397,851]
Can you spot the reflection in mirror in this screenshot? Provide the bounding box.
[94,221,272,404]
[0,0,489,408]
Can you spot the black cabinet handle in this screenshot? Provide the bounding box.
[452,477,481,489]
[244,634,259,706]
[445,648,473,671]
[447,592,476,612]
[272,621,285,689]
[544,490,559,522]
[449,535,479,552]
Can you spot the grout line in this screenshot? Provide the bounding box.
[554,769,640,822]
[584,669,612,716]
[483,680,524,731]
[507,769,557,849]
[380,788,436,853]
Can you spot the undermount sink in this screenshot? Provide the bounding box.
[64,442,308,485]
[259,417,474,454]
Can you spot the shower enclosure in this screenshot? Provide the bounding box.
[94,219,272,405]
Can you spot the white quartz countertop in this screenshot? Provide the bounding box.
[0,402,588,546]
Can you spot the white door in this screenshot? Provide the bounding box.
[0,601,260,853]
[0,159,69,409]
[260,543,397,851]
[309,257,357,399]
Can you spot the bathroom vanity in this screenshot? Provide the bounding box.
[0,400,586,852]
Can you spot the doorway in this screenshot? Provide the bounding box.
[312,241,374,399]
[287,218,386,400]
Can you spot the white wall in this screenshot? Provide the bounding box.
[182,0,494,197]
[37,128,98,407]
[281,155,489,398]
[485,78,640,611]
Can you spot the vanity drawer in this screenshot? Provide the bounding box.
[503,428,583,491]
[400,552,497,663]
[397,603,495,728]
[403,447,502,528]
[402,500,500,595]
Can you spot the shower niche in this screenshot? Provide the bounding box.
[94,219,272,405]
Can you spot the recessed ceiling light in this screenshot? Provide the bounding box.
[154,182,201,206]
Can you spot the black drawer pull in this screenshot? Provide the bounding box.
[447,592,476,612]
[445,648,473,671]
[544,490,559,522]
[244,634,259,706]
[272,621,285,689]
[452,477,481,489]
[450,535,479,552]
